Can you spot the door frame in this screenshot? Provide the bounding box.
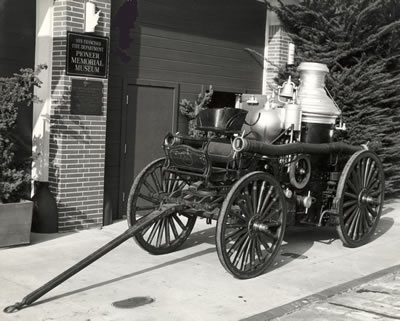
[117,78,180,218]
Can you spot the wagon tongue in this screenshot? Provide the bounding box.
[4,203,186,313]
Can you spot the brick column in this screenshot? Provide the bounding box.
[263,9,292,95]
[48,0,111,231]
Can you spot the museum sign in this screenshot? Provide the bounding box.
[66,32,109,78]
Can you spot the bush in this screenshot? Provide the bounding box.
[0,65,46,203]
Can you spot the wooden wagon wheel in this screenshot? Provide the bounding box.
[216,172,287,279]
[127,158,196,254]
[336,150,384,247]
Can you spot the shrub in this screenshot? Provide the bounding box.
[0,65,46,203]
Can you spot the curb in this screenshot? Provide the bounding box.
[241,264,400,321]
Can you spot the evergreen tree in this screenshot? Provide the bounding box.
[270,0,400,195]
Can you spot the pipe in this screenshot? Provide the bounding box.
[164,133,205,148]
[232,137,363,157]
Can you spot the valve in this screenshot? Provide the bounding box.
[297,191,313,213]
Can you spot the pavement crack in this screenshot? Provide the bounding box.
[356,288,391,295]
[328,301,400,320]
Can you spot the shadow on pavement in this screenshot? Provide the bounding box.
[31,247,215,307]
[371,216,394,242]
[382,205,395,216]
[30,227,217,307]
[269,226,337,272]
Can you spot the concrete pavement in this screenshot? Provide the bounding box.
[0,199,399,321]
[266,266,400,320]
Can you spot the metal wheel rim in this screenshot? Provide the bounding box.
[336,150,384,247]
[216,172,286,279]
[127,158,196,254]
[289,154,311,189]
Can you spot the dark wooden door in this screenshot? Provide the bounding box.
[119,81,179,216]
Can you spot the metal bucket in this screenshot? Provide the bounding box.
[195,108,247,133]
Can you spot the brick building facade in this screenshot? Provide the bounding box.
[1,0,292,232]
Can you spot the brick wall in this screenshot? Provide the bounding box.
[265,25,291,95]
[49,0,111,231]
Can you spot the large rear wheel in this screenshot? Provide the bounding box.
[336,150,384,247]
[127,158,196,254]
[216,172,287,279]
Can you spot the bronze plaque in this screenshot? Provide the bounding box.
[71,79,103,115]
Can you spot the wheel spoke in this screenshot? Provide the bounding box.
[343,203,358,219]
[365,163,376,187]
[225,227,246,243]
[138,193,158,204]
[226,223,247,229]
[252,181,258,217]
[254,238,264,261]
[257,181,267,214]
[360,207,369,235]
[257,234,272,253]
[343,199,357,208]
[141,222,153,235]
[357,163,364,188]
[364,206,374,226]
[143,180,157,194]
[147,220,161,245]
[263,220,281,228]
[228,232,248,257]
[344,207,359,231]
[360,159,367,187]
[346,178,358,193]
[258,186,274,216]
[236,200,252,221]
[150,171,162,192]
[369,189,382,197]
[363,158,371,186]
[347,209,360,239]
[171,176,180,192]
[352,210,361,240]
[249,239,256,270]
[240,238,252,271]
[136,205,158,212]
[366,168,379,190]
[366,203,378,218]
[164,217,171,245]
[368,178,380,192]
[242,192,254,217]
[172,213,186,230]
[233,236,250,267]
[156,219,165,247]
[351,169,362,190]
[259,228,278,242]
[168,216,179,239]
[344,192,357,200]
[260,195,279,220]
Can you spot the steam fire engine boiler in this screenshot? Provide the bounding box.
[4,62,384,313]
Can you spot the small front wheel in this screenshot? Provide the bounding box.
[127,158,196,254]
[216,172,287,279]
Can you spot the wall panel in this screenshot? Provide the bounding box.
[105,0,266,219]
